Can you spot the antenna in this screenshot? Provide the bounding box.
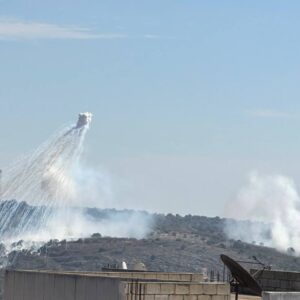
[220,254,262,300]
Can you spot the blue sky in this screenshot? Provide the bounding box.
[1,1,300,216]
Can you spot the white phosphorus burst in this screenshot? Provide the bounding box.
[0,113,92,240]
[0,111,152,247]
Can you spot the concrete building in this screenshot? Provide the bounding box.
[263,292,300,300]
[251,269,300,292]
[4,269,230,300]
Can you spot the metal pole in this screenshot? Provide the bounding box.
[235,284,239,300]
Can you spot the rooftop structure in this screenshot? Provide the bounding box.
[4,269,230,300]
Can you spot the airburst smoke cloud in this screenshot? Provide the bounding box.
[225,172,300,253]
[0,112,152,243]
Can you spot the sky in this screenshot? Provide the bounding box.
[1,1,300,216]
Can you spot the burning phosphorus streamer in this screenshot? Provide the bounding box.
[0,112,92,241]
[0,169,2,201]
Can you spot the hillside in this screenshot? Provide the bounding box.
[0,205,299,299]
[4,207,300,273]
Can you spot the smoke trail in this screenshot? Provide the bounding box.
[0,113,92,240]
[0,112,152,244]
[224,172,300,253]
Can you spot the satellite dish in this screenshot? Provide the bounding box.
[220,254,262,298]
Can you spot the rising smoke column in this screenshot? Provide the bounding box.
[224,172,300,254]
[0,112,92,240]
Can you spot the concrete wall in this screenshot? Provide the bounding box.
[4,270,125,300]
[263,291,300,300]
[98,272,204,282]
[251,269,300,292]
[125,281,230,300]
[4,270,223,300]
[60,271,203,282]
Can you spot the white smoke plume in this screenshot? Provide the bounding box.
[13,207,153,243]
[0,113,152,244]
[225,172,300,253]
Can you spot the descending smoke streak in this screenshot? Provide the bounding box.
[0,112,152,246]
[0,112,92,240]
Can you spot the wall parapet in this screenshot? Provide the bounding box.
[4,270,228,300]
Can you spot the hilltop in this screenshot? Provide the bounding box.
[0,205,299,299]
[4,205,300,273]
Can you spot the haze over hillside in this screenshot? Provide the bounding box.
[0,202,297,299]
[1,201,298,272]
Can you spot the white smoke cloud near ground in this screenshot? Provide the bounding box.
[225,171,300,253]
[15,207,153,243]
